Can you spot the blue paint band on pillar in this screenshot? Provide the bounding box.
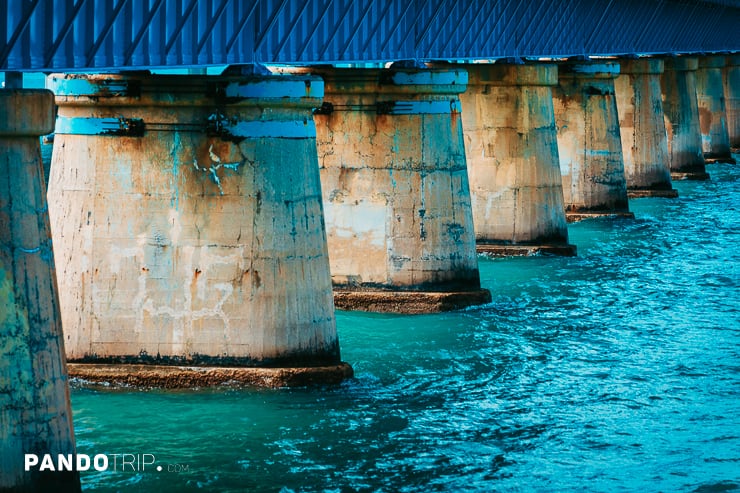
[54,116,145,136]
[54,116,317,138]
[218,119,317,138]
[391,71,467,86]
[222,79,324,99]
[50,75,325,102]
[48,77,133,97]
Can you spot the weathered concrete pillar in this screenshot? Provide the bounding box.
[304,66,490,313]
[0,90,80,492]
[553,61,634,222]
[457,62,575,256]
[614,58,678,198]
[725,55,740,152]
[46,72,352,387]
[661,57,709,180]
[696,56,735,164]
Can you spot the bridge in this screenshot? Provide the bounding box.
[2,2,740,491]
[2,0,740,70]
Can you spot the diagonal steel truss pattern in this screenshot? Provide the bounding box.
[1,0,739,71]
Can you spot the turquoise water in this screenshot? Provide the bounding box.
[72,161,740,493]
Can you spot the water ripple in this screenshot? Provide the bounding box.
[72,162,740,492]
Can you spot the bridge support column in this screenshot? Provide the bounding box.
[457,62,575,257]
[725,55,740,152]
[661,57,709,180]
[0,90,80,492]
[46,72,352,387]
[696,56,735,164]
[306,66,490,313]
[553,61,633,222]
[614,58,678,198]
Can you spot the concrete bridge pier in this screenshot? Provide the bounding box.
[614,58,678,198]
[0,89,80,492]
[661,57,710,180]
[456,62,576,257]
[46,71,352,387]
[725,55,740,152]
[299,65,490,313]
[696,56,735,164]
[553,61,634,222]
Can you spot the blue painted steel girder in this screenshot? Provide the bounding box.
[2,0,739,71]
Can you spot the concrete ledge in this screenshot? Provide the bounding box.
[704,156,737,164]
[333,289,492,314]
[68,362,354,389]
[476,243,577,257]
[671,171,710,180]
[628,189,679,198]
[566,211,635,223]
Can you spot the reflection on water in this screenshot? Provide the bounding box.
[73,161,739,492]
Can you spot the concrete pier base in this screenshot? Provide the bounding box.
[615,58,678,198]
[455,62,576,257]
[669,171,710,180]
[662,57,710,180]
[725,55,740,152]
[565,211,637,223]
[475,243,577,257]
[68,362,354,389]
[46,72,350,385]
[333,289,492,314]
[697,56,735,164]
[299,66,490,313]
[626,189,679,199]
[0,90,80,492]
[553,61,634,221]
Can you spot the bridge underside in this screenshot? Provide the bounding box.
[2,0,740,72]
